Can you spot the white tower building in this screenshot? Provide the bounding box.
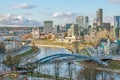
[32,27,40,39]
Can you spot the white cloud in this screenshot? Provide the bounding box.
[0,13,41,27]
[22,13,33,16]
[52,12,82,23]
[52,12,79,18]
[104,16,114,24]
[13,3,35,9]
[109,0,120,3]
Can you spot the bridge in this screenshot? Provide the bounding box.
[86,47,120,60]
[97,55,120,60]
[18,53,108,69]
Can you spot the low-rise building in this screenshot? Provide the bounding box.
[0,36,22,53]
[100,39,118,55]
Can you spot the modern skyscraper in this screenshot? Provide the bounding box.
[76,16,84,36]
[96,8,103,26]
[76,16,84,27]
[55,25,60,33]
[114,16,120,28]
[76,16,89,28]
[66,23,73,30]
[44,21,53,34]
[84,16,89,28]
[76,16,89,36]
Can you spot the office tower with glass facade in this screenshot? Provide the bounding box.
[114,16,120,28]
[96,8,103,26]
[44,21,53,34]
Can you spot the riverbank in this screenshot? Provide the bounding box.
[108,60,120,70]
[96,60,120,73]
[32,40,89,55]
[78,60,120,74]
[12,47,39,61]
[3,47,39,67]
[30,44,65,48]
[32,40,71,48]
[6,46,31,57]
[26,72,69,80]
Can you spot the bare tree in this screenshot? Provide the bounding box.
[68,62,73,80]
[54,60,60,80]
[77,61,99,80]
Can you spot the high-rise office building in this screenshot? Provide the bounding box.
[84,16,89,28]
[76,16,84,27]
[114,16,120,39]
[55,25,60,33]
[96,8,103,26]
[76,16,89,28]
[44,21,53,34]
[76,16,84,36]
[76,16,89,36]
[66,23,73,30]
[114,16,120,28]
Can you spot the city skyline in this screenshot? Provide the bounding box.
[0,0,120,26]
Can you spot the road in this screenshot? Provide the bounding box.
[0,46,31,73]
[28,43,65,48]
[9,46,32,57]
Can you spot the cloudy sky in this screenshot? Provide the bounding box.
[0,0,120,26]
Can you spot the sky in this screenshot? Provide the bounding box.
[0,0,120,26]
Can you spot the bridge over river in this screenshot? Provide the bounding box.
[18,53,108,70]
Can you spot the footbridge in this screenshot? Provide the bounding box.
[35,53,107,65]
[18,53,108,69]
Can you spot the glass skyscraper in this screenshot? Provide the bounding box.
[114,16,120,28]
